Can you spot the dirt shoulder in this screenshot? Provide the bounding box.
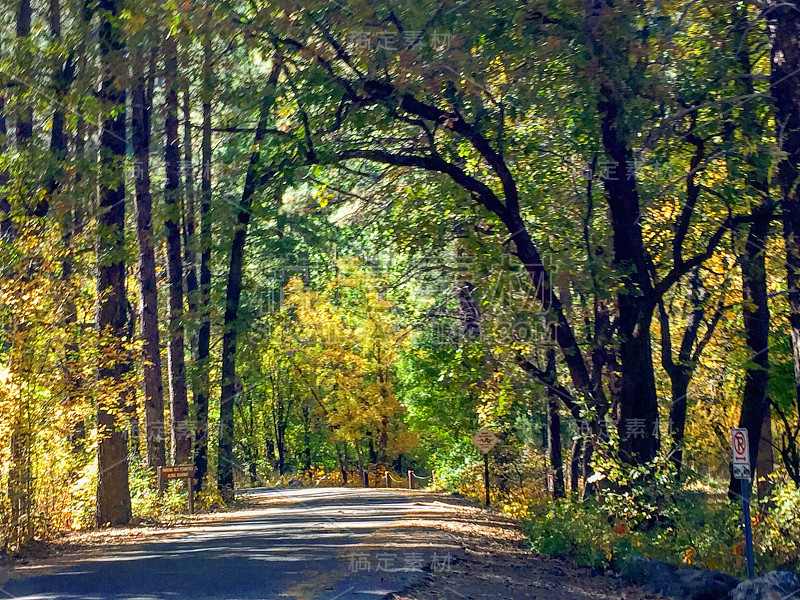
[371,490,656,600]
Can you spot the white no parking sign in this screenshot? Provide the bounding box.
[731,428,751,481]
[731,427,755,579]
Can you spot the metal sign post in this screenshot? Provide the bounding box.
[731,428,754,578]
[472,428,500,507]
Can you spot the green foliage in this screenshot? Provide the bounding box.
[526,463,800,577]
[526,489,745,573]
[756,481,800,572]
[129,463,194,521]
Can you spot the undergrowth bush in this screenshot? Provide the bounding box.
[524,493,745,573]
[129,461,197,520]
[756,480,800,572]
[522,453,800,577]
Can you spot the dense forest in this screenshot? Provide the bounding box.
[0,0,799,574]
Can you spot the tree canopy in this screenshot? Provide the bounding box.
[0,0,799,574]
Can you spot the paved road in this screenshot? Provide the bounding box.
[1,488,438,600]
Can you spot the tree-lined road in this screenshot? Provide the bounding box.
[1,489,439,600]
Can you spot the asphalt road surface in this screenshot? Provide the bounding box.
[1,488,443,600]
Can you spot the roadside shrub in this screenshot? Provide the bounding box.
[756,481,800,572]
[129,461,193,520]
[195,475,226,511]
[525,499,618,569]
[523,461,800,577]
[524,490,746,573]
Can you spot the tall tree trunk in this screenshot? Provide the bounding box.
[50,0,85,455]
[182,84,199,381]
[16,0,32,145]
[729,7,775,498]
[193,41,213,492]
[545,349,566,499]
[67,39,88,451]
[218,65,281,500]
[582,0,661,466]
[597,92,659,464]
[768,1,800,466]
[95,0,131,528]
[163,33,190,465]
[0,36,9,240]
[50,0,69,295]
[48,0,70,190]
[132,45,166,470]
[730,204,773,498]
[6,0,35,550]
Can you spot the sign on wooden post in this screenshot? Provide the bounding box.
[472,428,500,507]
[158,465,195,514]
[471,428,500,454]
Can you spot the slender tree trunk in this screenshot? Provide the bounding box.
[570,438,582,495]
[8,430,31,549]
[342,443,350,483]
[0,36,9,239]
[50,0,70,313]
[730,204,773,498]
[68,43,88,451]
[6,0,35,550]
[95,0,131,527]
[756,407,774,500]
[729,7,775,498]
[182,85,199,376]
[302,404,312,471]
[668,369,692,472]
[546,371,566,498]
[193,40,213,493]
[16,0,32,145]
[277,427,286,475]
[768,1,800,458]
[659,268,716,478]
[48,0,70,192]
[218,66,281,500]
[50,0,85,455]
[163,33,190,465]
[132,46,166,470]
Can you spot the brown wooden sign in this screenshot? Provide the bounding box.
[157,465,195,514]
[160,465,194,479]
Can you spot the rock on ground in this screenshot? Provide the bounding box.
[731,571,800,600]
[620,555,739,600]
